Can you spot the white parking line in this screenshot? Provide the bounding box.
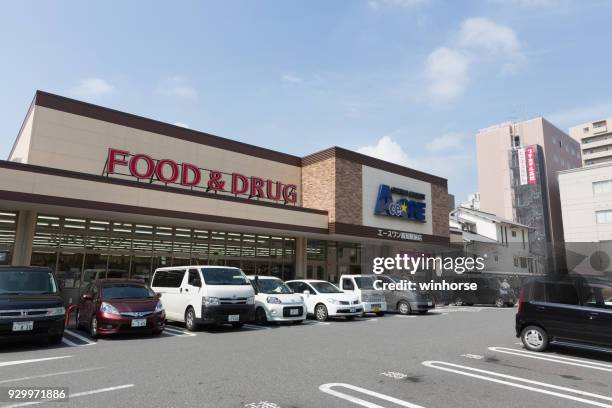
[301,320,331,326]
[243,324,273,330]
[0,356,71,368]
[423,361,612,408]
[63,330,96,345]
[2,384,135,408]
[319,383,426,408]
[61,337,79,347]
[393,315,416,318]
[489,347,612,373]
[461,354,484,360]
[0,367,103,384]
[163,327,196,337]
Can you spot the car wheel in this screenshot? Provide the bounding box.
[495,298,505,308]
[454,297,463,306]
[184,307,200,332]
[397,301,411,315]
[521,325,549,352]
[89,315,99,339]
[231,323,244,329]
[255,307,268,325]
[315,304,328,321]
[48,334,63,345]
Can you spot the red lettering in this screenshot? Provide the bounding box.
[250,177,264,198]
[232,173,249,194]
[129,154,155,179]
[266,180,282,200]
[155,159,179,183]
[181,163,201,186]
[282,184,297,203]
[107,148,129,173]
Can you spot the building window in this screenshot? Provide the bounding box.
[593,120,606,128]
[513,257,519,267]
[583,127,589,133]
[511,230,517,237]
[593,180,612,195]
[596,210,612,224]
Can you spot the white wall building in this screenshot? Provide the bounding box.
[450,207,539,275]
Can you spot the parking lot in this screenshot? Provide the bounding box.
[1,306,611,408]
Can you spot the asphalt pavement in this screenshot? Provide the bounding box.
[1,306,611,408]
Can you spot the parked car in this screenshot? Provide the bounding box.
[338,274,387,316]
[0,266,65,344]
[450,276,516,307]
[516,275,612,352]
[77,279,165,338]
[151,266,255,331]
[247,275,306,325]
[376,275,435,314]
[285,279,362,321]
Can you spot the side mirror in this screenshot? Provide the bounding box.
[81,293,93,301]
[302,290,310,297]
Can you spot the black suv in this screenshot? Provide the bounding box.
[0,266,65,344]
[516,275,612,352]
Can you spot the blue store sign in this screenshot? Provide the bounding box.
[374,184,426,223]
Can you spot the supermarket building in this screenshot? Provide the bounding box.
[0,91,449,301]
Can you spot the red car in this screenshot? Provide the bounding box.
[77,279,165,338]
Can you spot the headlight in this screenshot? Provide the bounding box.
[155,301,164,313]
[299,295,304,301]
[246,296,255,305]
[46,306,66,316]
[100,302,120,315]
[327,298,341,305]
[266,296,282,304]
[202,297,220,306]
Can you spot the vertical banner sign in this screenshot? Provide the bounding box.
[517,148,527,185]
[526,146,537,185]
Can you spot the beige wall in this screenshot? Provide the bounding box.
[559,164,612,242]
[9,108,35,164]
[0,167,328,231]
[569,118,612,166]
[13,106,303,205]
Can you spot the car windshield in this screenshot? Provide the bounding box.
[310,281,341,293]
[101,284,155,299]
[0,269,58,294]
[354,276,377,289]
[253,278,292,294]
[378,275,396,284]
[201,268,249,285]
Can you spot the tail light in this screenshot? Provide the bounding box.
[517,289,523,314]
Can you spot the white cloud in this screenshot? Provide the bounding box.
[71,78,115,98]
[173,122,190,128]
[368,0,430,9]
[426,132,466,151]
[281,73,302,83]
[547,102,612,131]
[425,48,470,104]
[357,135,415,167]
[424,18,524,103]
[156,76,197,98]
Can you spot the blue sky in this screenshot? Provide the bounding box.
[1,0,612,202]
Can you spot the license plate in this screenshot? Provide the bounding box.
[289,309,299,316]
[131,319,147,327]
[350,308,356,313]
[228,314,240,322]
[372,306,380,312]
[428,301,433,306]
[12,321,33,331]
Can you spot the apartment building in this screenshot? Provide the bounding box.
[569,118,612,166]
[476,117,582,272]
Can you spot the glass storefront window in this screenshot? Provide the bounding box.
[0,212,16,265]
[226,233,241,257]
[31,251,57,270]
[270,237,283,259]
[210,231,226,257]
[57,252,83,288]
[241,234,256,257]
[256,235,270,258]
[307,240,326,261]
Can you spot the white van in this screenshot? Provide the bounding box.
[151,266,255,331]
[339,274,387,316]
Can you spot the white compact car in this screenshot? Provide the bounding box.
[247,276,307,324]
[285,279,362,321]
